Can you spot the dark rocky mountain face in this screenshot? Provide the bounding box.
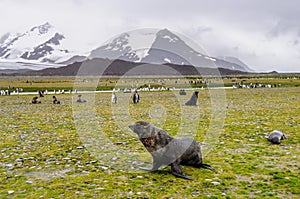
[89,29,253,72]
[0,22,76,64]
[29,22,53,34]
[89,33,138,61]
[21,33,66,62]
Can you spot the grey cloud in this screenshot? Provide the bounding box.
[0,0,299,71]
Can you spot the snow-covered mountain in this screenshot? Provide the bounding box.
[0,25,253,72]
[90,29,253,72]
[0,22,82,67]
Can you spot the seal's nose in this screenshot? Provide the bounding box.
[128,124,134,130]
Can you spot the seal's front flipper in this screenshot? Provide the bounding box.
[171,162,193,180]
[282,134,288,139]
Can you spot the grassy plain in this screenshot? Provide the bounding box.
[0,76,299,198]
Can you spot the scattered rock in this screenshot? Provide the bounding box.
[115,142,123,145]
[211,181,220,185]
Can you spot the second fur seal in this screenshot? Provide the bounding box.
[185,91,199,106]
[266,130,287,144]
[129,121,214,180]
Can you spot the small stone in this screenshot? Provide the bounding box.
[77,146,84,149]
[211,181,220,185]
[6,163,13,167]
[8,190,14,194]
[15,158,23,162]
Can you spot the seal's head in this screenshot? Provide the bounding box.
[271,136,280,144]
[129,121,153,139]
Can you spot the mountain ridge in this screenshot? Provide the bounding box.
[0,22,80,65]
[89,28,253,72]
[0,24,253,73]
[8,58,250,76]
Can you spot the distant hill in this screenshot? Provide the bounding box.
[217,56,254,72]
[0,68,32,75]
[20,58,250,76]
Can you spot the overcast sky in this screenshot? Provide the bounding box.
[0,0,299,72]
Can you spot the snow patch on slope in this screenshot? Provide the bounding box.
[124,29,158,61]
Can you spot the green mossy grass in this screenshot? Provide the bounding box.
[0,80,299,198]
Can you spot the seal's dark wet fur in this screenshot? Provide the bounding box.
[185,91,199,106]
[129,121,214,180]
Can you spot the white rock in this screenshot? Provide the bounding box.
[8,190,14,194]
[211,181,220,185]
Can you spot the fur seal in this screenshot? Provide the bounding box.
[179,89,186,95]
[185,91,198,106]
[129,121,214,180]
[266,130,287,144]
[53,96,60,104]
[32,96,41,104]
[77,94,87,103]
